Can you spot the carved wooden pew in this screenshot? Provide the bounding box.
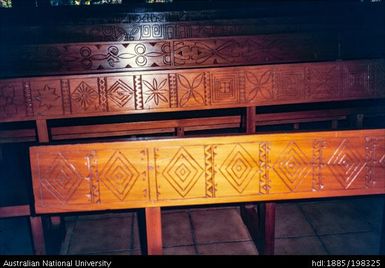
[0,59,383,123]
[1,1,384,254]
[29,128,385,255]
[2,0,383,45]
[0,58,384,254]
[1,32,383,78]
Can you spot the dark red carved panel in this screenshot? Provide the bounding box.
[0,33,340,77]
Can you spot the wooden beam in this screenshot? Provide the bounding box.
[36,119,49,143]
[29,216,46,255]
[0,205,30,218]
[246,107,256,134]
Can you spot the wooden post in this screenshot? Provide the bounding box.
[36,119,63,253]
[145,207,163,255]
[29,216,46,255]
[246,106,256,134]
[240,106,276,255]
[240,202,275,255]
[176,127,185,137]
[262,202,276,255]
[36,119,49,143]
[138,209,148,255]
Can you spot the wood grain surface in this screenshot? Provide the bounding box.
[0,59,383,123]
[30,128,385,214]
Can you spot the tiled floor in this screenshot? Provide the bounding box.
[0,196,383,255]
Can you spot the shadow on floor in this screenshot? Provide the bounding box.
[0,196,383,255]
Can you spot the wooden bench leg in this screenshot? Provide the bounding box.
[241,202,276,255]
[29,216,46,255]
[137,209,148,255]
[145,207,163,255]
[138,207,163,255]
[242,107,276,255]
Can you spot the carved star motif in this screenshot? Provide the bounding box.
[34,85,60,110]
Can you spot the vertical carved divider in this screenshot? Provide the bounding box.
[168,73,178,108]
[97,77,108,112]
[259,142,271,194]
[204,72,211,106]
[304,66,311,98]
[204,145,216,198]
[134,75,144,110]
[153,147,160,201]
[368,63,376,96]
[23,81,34,117]
[86,151,100,204]
[61,79,72,115]
[365,137,376,188]
[239,71,246,103]
[312,140,325,192]
[375,61,385,97]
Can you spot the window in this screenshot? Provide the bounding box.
[50,0,122,6]
[0,0,12,8]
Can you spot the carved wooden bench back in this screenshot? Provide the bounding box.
[30,129,385,214]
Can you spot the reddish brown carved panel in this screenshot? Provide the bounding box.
[0,60,383,123]
[0,82,26,120]
[307,63,339,99]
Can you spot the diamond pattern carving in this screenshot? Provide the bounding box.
[220,144,258,193]
[100,151,140,200]
[163,147,204,197]
[327,139,365,189]
[107,79,134,107]
[72,81,98,110]
[41,153,82,202]
[273,142,310,191]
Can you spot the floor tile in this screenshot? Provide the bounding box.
[275,236,327,255]
[190,208,251,244]
[275,203,315,238]
[352,197,384,232]
[68,216,133,254]
[164,246,196,255]
[60,220,76,255]
[197,241,258,255]
[320,232,380,255]
[162,211,194,247]
[299,201,373,235]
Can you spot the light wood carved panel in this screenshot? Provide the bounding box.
[30,129,385,213]
[0,59,384,123]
